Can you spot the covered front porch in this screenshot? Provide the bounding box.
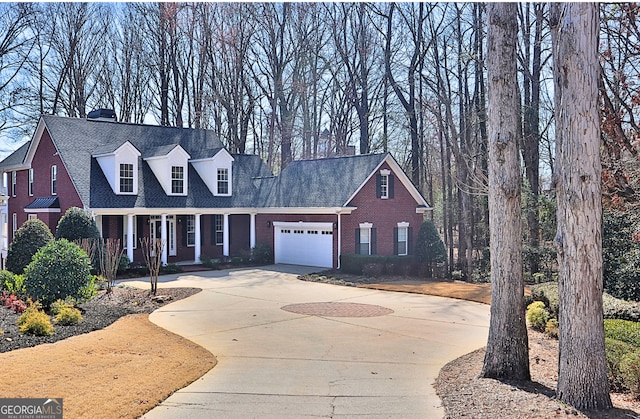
[94,210,258,266]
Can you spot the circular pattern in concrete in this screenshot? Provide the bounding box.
[281,302,394,318]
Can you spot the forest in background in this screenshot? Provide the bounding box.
[0,2,638,280]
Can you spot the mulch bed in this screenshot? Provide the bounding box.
[0,286,199,353]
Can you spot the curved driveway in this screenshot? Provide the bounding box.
[122,265,490,419]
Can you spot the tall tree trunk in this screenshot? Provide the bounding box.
[551,3,612,411]
[481,2,530,381]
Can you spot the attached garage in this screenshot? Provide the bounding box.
[273,222,334,268]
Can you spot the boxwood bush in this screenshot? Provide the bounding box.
[55,207,101,241]
[24,239,93,307]
[6,219,54,274]
[340,254,417,276]
[604,319,640,348]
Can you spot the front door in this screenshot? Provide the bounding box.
[150,217,162,257]
[149,216,176,257]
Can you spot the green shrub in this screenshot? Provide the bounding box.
[24,239,93,307]
[160,263,182,274]
[530,282,559,318]
[6,219,54,274]
[545,318,559,339]
[0,270,25,298]
[522,246,557,284]
[415,220,446,275]
[55,207,101,241]
[526,301,550,332]
[603,209,640,301]
[117,254,131,273]
[603,293,640,322]
[340,254,416,276]
[251,244,273,265]
[199,255,220,269]
[230,257,243,266]
[53,306,83,325]
[620,352,640,398]
[17,302,54,336]
[606,338,637,392]
[604,319,640,348]
[340,254,385,275]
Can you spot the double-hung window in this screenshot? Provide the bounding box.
[214,214,224,245]
[397,227,408,256]
[119,163,134,193]
[380,174,388,199]
[217,168,229,194]
[357,223,374,255]
[11,171,16,197]
[171,166,184,194]
[51,165,57,195]
[395,222,411,256]
[186,215,196,247]
[28,169,33,196]
[377,169,393,199]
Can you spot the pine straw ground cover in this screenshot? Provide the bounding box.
[0,287,216,419]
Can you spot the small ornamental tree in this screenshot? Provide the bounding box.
[415,220,446,277]
[6,219,54,274]
[55,207,100,241]
[24,239,93,307]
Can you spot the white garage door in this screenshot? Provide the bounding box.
[274,222,334,268]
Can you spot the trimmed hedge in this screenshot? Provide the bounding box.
[6,219,54,274]
[340,254,418,276]
[24,239,93,307]
[604,319,640,348]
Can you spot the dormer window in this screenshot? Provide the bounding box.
[171,166,184,194]
[119,163,134,193]
[143,145,190,196]
[190,148,234,197]
[217,168,229,195]
[94,141,140,195]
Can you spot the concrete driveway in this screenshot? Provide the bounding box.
[121,265,490,419]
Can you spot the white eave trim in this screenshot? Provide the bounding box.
[90,206,357,216]
[258,207,356,215]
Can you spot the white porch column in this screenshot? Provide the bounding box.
[194,213,202,264]
[250,212,256,249]
[223,213,230,256]
[337,212,342,269]
[126,214,134,262]
[95,215,103,238]
[161,213,168,265]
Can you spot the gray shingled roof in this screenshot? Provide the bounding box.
[0,115,419,211]
[259,154,387,207]
[0,141,30,170]
[37,115,273,209]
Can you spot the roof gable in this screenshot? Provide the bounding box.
[344,153,429,208]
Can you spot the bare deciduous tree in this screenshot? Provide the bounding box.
[551,3,612,410]
[481,2,530,381]
[139,237,164,296]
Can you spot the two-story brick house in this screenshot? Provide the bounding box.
[0,114,430,268]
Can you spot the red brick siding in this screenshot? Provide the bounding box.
[8,129,83,240]
[342,162,424,256]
